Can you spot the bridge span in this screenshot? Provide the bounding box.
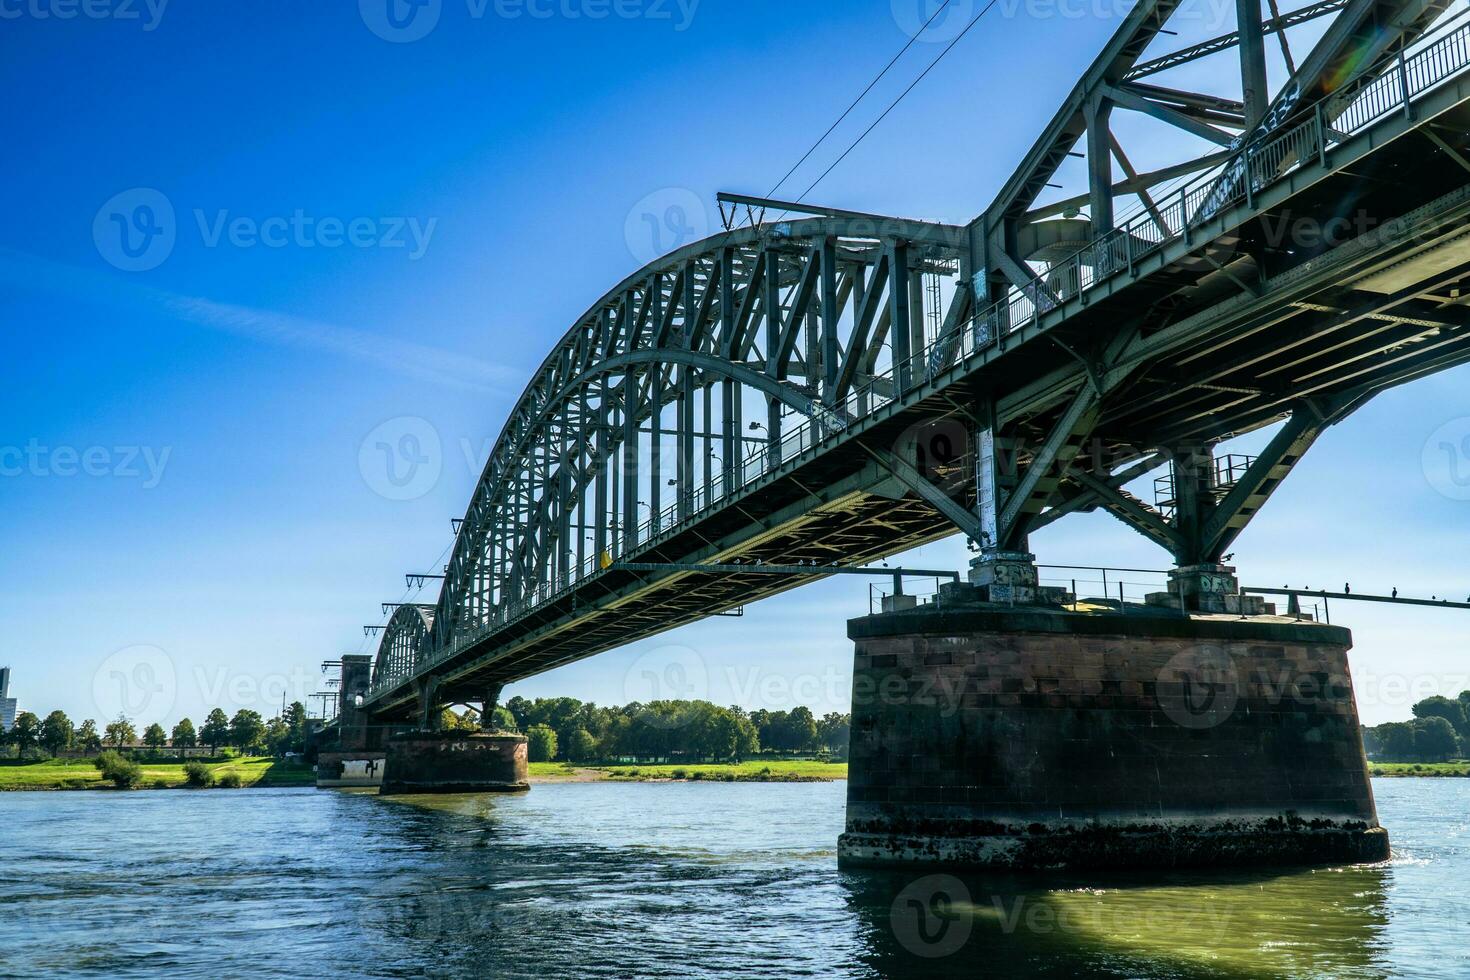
[344,0,1470,737]
[304,0,1470,868]
[318,0,1470,728]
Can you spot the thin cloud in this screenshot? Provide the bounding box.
[0,248,523,392]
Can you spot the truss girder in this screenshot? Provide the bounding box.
[360,2,1470,714]
[425,218,969,662]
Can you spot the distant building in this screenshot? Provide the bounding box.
[0,667,16,733]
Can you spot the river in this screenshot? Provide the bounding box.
[1,778,1465,978]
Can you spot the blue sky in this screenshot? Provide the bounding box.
[3,0,1468,730]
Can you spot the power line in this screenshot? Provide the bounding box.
[765,1,955,200]
[794,0,1000,206]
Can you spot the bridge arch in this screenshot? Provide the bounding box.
[371,604,435,688]
[419,216,971,658]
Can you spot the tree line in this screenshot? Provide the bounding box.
[1361,692,1470,763]
[0,703,312,759]
[463,697,852,765]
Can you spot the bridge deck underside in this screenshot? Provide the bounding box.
[369,91,1470,720]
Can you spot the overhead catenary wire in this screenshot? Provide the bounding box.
[764,1,955,201]
[790,0,1002,208]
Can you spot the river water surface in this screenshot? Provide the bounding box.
[1,778,1466,978]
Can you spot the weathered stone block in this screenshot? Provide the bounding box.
[379,731,529,795]
[839,603,1388,871]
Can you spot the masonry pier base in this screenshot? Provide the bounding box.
[838,585,1388,871]
[379,731,530,796]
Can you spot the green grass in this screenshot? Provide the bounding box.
[0,756,315,791]
[1369,760,1470,777]
[561,760,846,782]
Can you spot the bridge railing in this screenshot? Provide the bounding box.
[370,15,1470,700]
[934,12,1470,376]
[1037,565,1174,613]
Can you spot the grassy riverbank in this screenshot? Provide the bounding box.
[528,760,846,782]
[1369,761,1470,777]
[0,757,315,791]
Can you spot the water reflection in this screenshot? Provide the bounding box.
[845,863,1392,979]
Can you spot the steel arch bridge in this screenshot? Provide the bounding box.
[361,0,1470,723]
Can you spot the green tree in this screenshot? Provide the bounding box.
[183,761,214,788]
[264,716,291,756]
[1368,721,1416,760]
[491,707,517,731]
[1414,695,1469,739]
[283,702,308,752]
[730,710,759,761]
[40,710,74,755]
[505,695,532,732]
[94,750,143,789]
[1412,716,1460,761]
[817,712,851,753]
[104,715,137,748]
[566,728,597,763]
[229,709,266,754]
[201,709,231,751]
[780,706,819,753]
[142,723,168,751]
[439,708,479,731]
[77,719,102,752]
[526,724,558,763]
[172,718,197,748]
[10,712,40,752]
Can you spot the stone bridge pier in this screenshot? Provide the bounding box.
[837,581,1387,870]
[378,681,528,796]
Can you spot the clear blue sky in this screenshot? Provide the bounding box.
[3,1,1468,731]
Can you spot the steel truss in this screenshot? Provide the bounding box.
[366,0,1470,713]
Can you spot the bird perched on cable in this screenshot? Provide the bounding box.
[1393,587,1399,599]
[1344,583,1351,595]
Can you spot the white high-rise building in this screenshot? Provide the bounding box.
[0,667,16,732]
